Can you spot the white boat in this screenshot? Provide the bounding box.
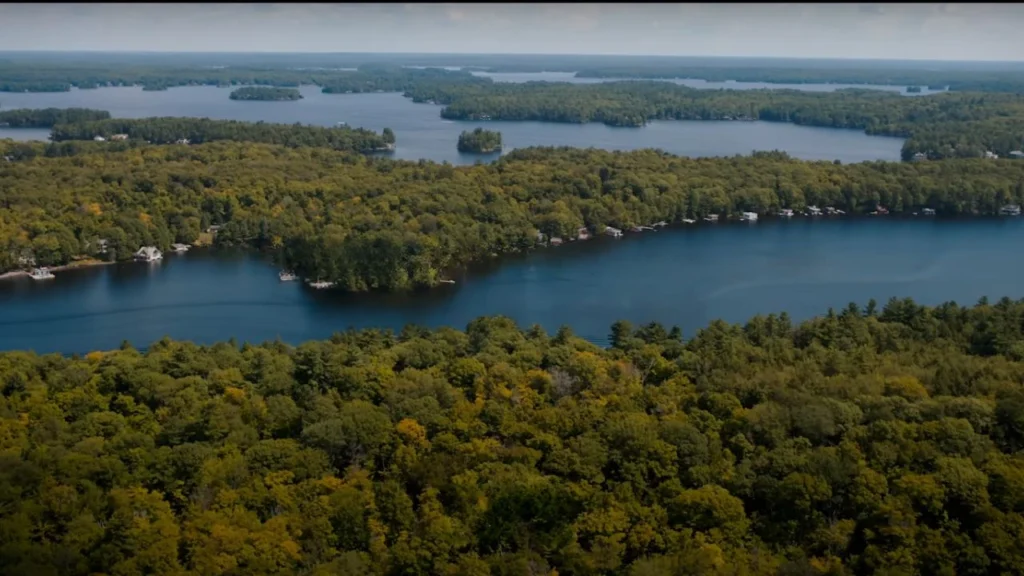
[29,267,55,280]
[279,271,298,282]
[439,279,456,285]
[682,218,697,224]
[171,243,190,253]
[307,279,335,290]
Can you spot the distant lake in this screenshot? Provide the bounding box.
[1,217,1021,355]
[470,70,948,95]
[0,85,904,164]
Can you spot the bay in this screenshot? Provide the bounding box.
[0,85,904,163]
[1,217,1020,355]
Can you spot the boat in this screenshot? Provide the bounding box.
[683,218,697,224]
[29,267,55,280]
[778,209,794,217]
[171,243,190,253]
[279,271,298,282]
[652,221,668,228]
[703,214,719,223]
[307,279,335,290]
[439,279,456,285]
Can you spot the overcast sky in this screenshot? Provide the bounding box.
[1,3,1021,61]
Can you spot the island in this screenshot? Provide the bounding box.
[906,85,923,93]
[456,127,503,153]
[0,107,110,128]
[229,86,303,101]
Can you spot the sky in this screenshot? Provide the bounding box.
[0,3,1022,61]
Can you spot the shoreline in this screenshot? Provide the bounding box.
[0,258,114,281]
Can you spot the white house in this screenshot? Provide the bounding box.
[741,212,758,222]
[1001,204,1022,216]
[604,226,623,238]
[134,246,163,262]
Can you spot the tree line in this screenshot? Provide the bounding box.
[2,140,1024,290]
[229,87,303,101]
[48,117,393,152]
[0,107,111,128]
[3,296,1024,574]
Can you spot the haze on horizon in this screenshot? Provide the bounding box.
[0,3,1022,62]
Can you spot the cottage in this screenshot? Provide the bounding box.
[874,205,890,215]
[604,226,623,238]
[1010,151,1024,160]
[911,152,928,162]
[93,135,106,142]
[922,208,936,216]
[741,212,758,222]
[134,246,163,262]
[806,206,822,216]
[576,227,591,241]
[704,214,719,223]
[1001,204,1022,216]
[549,237,564,246]
[778,208,794,217]
[984,151,999,159]
[110,134,129,141]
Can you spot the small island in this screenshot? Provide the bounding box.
[906,85,923,93]
[229,86,303,101]
[457,127,503,153]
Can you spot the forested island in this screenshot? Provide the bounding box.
[2,138,1023,290]
[4,296,1024,574]
[48,117,394,152]
[456,127,502,153]
[403,81,1024,161]
[0,107,110,128]
[229,86,303,101]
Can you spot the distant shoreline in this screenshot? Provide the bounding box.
[0,258,114,281]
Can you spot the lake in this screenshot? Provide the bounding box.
[2,217,1021,355]
[0,85,904,164]
[468,71,947,95]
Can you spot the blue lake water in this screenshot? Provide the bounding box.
[0,85,905,164]
[1,217,1021,355]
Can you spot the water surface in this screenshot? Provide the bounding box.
[0,85,904,163]
[2,218,1020,354]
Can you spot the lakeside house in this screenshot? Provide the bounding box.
[825,206,846,215]
[778,209,794,217]
[922,208,937,216]
[1010,151,1024,159]
[985,151,999,159]
[171,243,190,253]
[1001,204,1022,216]
[110,134,129,141]
[134,246,162,262]
[806,206,822,216]
[29,267,55,281]
[912,152,928,162]
[874,205,890,215]
[741,212,758,222]
[549,237,564,246]
[704,214,719,223]
[604,226,623,238]
[576,227,591,241]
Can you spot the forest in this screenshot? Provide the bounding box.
[4,56,1024,93]
[48,117,394,152]
[402,81,1024,160]
[457,128,503,153]
[0,107,111,128]
[4,296,1024,574]
[228,87,303,101]
[2,140,1024,291]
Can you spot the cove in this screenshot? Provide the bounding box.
[0,85,904,164]
[1,217,1021,355]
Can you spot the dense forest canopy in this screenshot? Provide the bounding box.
[1,141,1023,291]
[457,128,503,153]
[228,86,303,101]
[48,117,393,152]
[4,297,1024,574]
[0,107,110,128]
